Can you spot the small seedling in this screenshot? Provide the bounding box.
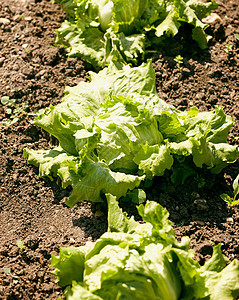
[1,96,29,126]
[220,194,239,208]
[16,240,24,252]
[196,176,206,189]
[11,87,22,94]
[224,44,233,55]
[30,108,45,117]
[4,267,18,284]
[174,55,183,72]
[220,174,239,207]
[235,34,239,42]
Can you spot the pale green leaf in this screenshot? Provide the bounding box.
[232,174,239,200]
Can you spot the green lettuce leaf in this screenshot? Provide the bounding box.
[24,61,239,205]
[53,0,218,68]
[24,146,144,207]
[233,174,239,201]
[51,246,87,287]
[51,195,239,300]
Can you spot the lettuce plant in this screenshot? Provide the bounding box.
[24,61,239,207]
[221,174,239,207]
[51,194,239,299]
[52,0,218,68]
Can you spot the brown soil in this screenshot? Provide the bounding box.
[0,0,238,299]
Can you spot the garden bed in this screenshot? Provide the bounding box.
[0,0,238,299]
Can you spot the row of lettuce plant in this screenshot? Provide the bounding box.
[52,0,218,69]
[23,0,239,298]
[24,62,239,299]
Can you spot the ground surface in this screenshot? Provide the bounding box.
[0,0,238,299]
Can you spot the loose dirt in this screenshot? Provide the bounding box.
[0,0,238,299]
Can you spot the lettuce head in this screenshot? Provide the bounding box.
[51,194,239,299]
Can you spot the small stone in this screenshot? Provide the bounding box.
[69,237,76,243]
[0,57,5,65]
[226,217,234,224]
[13,15,22,22]
[191,192,200,199]
[95,210,104,217]
[195,92,205,100]
[0,18,10,25]
[36,69,46,79]
[196,221,205,226]
[194,199,208,211]
[22,43,28,48]
[182,68,191,75]
[12,174,18,181]
[202,13,222,25]
[204,63,211,69]
[21,65,35,78]
[39,257,44,265]
[24,16,32,21]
